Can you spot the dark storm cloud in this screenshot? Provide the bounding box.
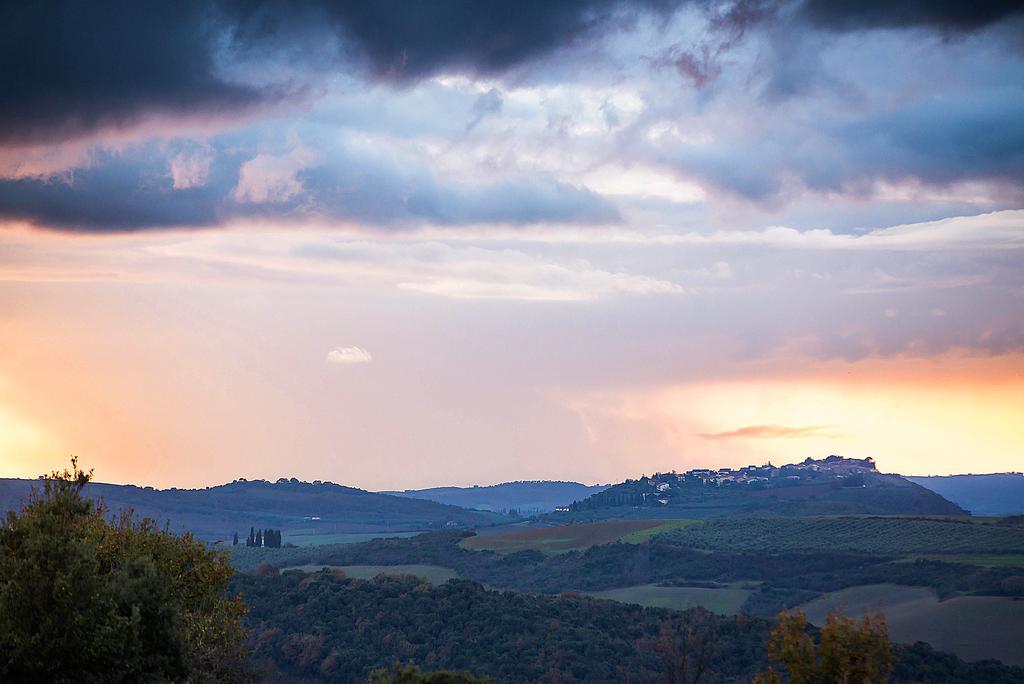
[0,0,681,146]
[0,2,263,146]
[0,142,618,231]
[6,0,1022,147]
[231,0,683,80]
[800,0,1024,33]
[661,89,1024,203]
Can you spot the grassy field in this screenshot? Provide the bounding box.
[460,519,683,554]
[282,564,459,584]
[798,584,1024,666]
[585,584,752,615]
[658,516,1024,556]
[620,520,700,543]
[283,530,421,546]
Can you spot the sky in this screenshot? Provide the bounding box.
[1,0,1023,489]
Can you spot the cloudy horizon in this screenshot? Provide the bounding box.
[1,0,1022,489]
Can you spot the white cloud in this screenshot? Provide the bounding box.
[581,163,705,204]
[326,346,372,365]
[411,210,1024,252]
[142,233,686,302]
[234,147,317,204]
[169,151,212,189]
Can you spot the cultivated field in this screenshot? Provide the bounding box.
[619,520,700,543]
[798,584,1024,666]
[282,564,459,584]
[460,519,684,553]
[658,516,1024,556]
[284,530,421,546]
[585,584,752,614]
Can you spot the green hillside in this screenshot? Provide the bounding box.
[656,516,1024,555]
[564,457,967,520]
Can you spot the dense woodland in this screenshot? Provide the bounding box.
[233,570,1024,683]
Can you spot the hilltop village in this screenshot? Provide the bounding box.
[565,455,882,511]
[646,455,878,500]
[666,454,877,488]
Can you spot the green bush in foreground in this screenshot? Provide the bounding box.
[0,459,252,683]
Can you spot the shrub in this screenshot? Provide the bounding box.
[0,459,252,683]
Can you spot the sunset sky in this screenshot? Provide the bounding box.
[1,1,1022,489]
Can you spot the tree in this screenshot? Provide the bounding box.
[369,662,494,683]
[648,608,714,683]
[754,608,892,684]
[0,458,253,683]
[233,531,239,546]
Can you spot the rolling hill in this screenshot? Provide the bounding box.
[0,477,503,543]
[559,456,968,520]
[908,473,1024,516]
[382,480,609,513]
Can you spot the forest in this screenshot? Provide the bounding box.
[233,569,1024,683]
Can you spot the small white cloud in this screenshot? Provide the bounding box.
[169,151,212,189]
[234,147,317,204]
[326,346,372,365]
[691,261,732,279]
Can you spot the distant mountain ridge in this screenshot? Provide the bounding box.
[908,473,1024,516]
[559,456,968,520]
[382,480,610,513]
[0,477,502,543]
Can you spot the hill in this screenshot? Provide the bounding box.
[0,477,502,543]
[381,480,609,513]
[562,456,967,520]
[908,474,1024,516]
